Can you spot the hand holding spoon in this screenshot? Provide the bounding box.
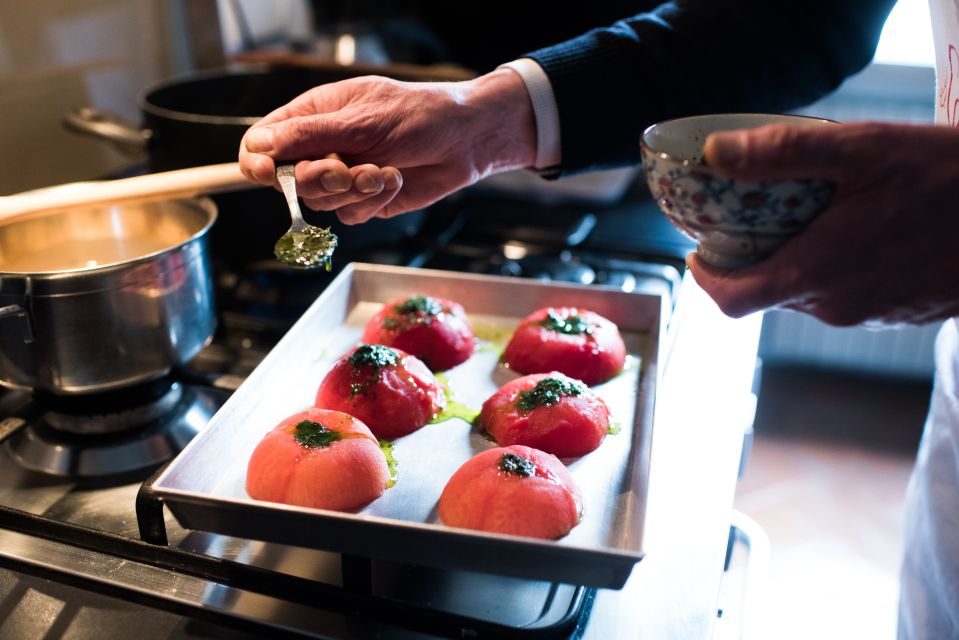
[274,165,338,270]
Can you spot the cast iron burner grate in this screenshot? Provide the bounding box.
[2,381,222,478]
[34,379,184,435]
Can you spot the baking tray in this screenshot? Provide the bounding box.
[154,263,667,589]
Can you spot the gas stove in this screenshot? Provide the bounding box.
[0,190,755,640]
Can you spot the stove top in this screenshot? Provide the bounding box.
[3,382,220,478]
[0,190,688,638]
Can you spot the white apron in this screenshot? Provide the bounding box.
[899,321,959,639]
[898,4,959,636]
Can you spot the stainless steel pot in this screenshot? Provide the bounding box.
[0,198,217,395]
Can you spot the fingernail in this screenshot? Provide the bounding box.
[705,132,745,168]
[355,173,382,194]
[246,128,274,153]
[384,169,403,190]
[320,171,350,192]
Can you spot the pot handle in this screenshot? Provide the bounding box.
[63,107,152,151]
[0,163,250,220]
[0,304,34,344]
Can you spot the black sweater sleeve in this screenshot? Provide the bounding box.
[524,0,898,174]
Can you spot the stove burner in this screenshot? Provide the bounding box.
[494,252,596,284]
[4,383,222,478]
[44,381,184,435]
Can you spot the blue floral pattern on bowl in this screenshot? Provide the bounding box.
[639,113,837,269]
[641,149,834,235]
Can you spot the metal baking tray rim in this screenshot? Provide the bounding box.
[158,487,647,561]
[155,263,666,589]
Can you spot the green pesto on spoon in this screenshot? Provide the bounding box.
[273,164,338,270]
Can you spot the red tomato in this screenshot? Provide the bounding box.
[361,295,474,371]
[439,445,582,539]
[503,307,626,385]
[246,408,390,511]
[480,372,611,458]
[314,344,446,439]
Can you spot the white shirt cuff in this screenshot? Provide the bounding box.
[498,58,561,171]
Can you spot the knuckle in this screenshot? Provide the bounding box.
[302,197,326,211]
[286,119,311,143]
[339,192,394,222]
[303,196,342,211]
[336,210,365,226]
[280,117,321,150]
[836,122,885,160]
[297,178,330,200]
[762,123,796,146]
[338,202,375,221]
[762,124,807,160]
[748,123,834,173]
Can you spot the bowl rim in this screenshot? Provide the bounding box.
[640,112,838,165]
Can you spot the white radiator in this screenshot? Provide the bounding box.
[759,311,939,379]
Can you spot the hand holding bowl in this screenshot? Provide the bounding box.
[641,113,835,269]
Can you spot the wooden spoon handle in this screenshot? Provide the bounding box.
[0,162,252,222]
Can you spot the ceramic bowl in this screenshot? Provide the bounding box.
[640,113,835,269]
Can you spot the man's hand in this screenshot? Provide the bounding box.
[687,121,959,327]
[238,70,536,225]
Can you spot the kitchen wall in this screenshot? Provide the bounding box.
[0,0,321,196]
[215,0,311,55]
[0,0,211,194]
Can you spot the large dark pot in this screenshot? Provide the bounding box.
[66,63,459,265]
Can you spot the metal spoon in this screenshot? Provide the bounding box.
[273,165,338,270]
